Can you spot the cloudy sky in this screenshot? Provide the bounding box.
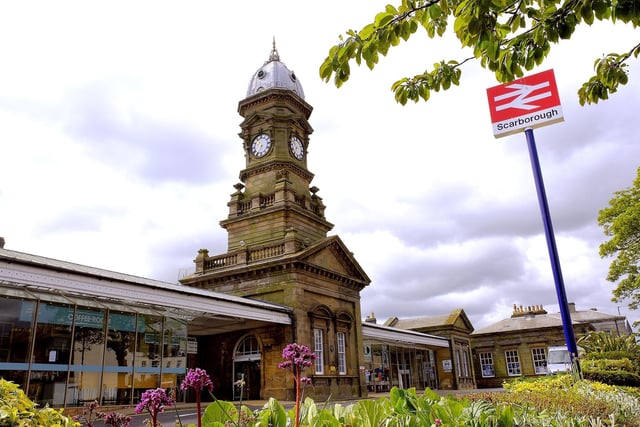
[1,1,639,330]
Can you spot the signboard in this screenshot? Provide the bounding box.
[486,69,564,138]
[20,301,138,331]
[187,337,198,354]
[442,359,452,372]
[363,344,372,362]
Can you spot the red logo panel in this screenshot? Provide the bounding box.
[487,69,562,123]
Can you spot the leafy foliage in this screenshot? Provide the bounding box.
[583,365,640,386]
[496,374,640,424]
[320,0,640,105]
[577,331,640,386]
[578,330,640,356]
[187,381,640,426]
[0,379,79,427]
[598,167,640,315]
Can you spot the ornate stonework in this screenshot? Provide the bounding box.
[180,46,370,401]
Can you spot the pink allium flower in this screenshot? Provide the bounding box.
[278,343,316,371]
[104,412,132,427]
[180,367,214,393]
[278,343,316,427]
[134,387,173,416]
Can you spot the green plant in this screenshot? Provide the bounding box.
[134,387,173,427]
[277,343,315,427]
[578,331,640,356]
[0,379,79,427]
[74,400,104,427]
[496,375,640,425]
[180,368,214,427]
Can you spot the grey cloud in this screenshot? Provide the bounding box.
[147,231,227,283]
[360,237,528,320]
[61,83,233,185]
[35,205,124,234]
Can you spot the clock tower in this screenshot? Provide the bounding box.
[181,42,370,402]
[222,42,334,252]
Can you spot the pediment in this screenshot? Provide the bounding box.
[298,236,371,287]
[448,308,475,333]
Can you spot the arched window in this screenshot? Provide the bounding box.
[234,335,260,360]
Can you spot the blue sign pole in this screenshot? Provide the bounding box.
[524,128,580,370]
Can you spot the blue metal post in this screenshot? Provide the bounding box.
[524,128,580,369]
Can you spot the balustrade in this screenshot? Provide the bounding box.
[203,253,238,270]
[248,244,285,261]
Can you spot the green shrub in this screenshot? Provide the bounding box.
[494,374,640,425]
[582,356,635,372]
[583,368,640,387]
[585,350,638,362]
[581,356,640,386]
[0,379,79,427]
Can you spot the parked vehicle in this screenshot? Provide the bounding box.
[546,345,583,374]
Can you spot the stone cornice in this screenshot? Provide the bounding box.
[238,89,313,118]
[239,161,314,182]
[184,259,368,293]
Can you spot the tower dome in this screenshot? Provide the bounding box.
[246,40,305,99]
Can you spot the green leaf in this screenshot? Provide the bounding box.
[202,400,238,425]
[430,4,442,19]
[487,38,499,61]
[256,397,288,427]
[353,398,391,427]
[375,11,395,27]
[359,23,376,40]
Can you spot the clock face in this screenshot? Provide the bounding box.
[251,133,272,158]
[289,135,304,160]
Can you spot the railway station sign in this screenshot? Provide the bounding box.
[486,69,564,138]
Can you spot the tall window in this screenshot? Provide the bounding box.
[454,342,471,378]
[479,352,495,377]
[0,298,34,390]
[313,328,324,375]
[505,350,521,376]
[336,331,346,375]
[531,347,547,375]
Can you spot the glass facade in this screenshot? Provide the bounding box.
[0,294,187,408]
[363,343,439,392]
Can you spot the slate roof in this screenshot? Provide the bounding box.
[472,307,625,335]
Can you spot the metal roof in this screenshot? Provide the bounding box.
[245,40,304,99]
[363,322,449,348]
[0,248,292,335]
[471,309,626,335]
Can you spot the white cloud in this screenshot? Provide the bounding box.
[1,1,639,330]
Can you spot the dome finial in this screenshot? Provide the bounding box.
[268,36,280,62]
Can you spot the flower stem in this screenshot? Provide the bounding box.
[195,390,202,427]
[294,366,301,427]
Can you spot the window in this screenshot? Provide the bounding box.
[314,328,324,374]
[531,347,547,374]
[464,351,471,377]
[454,342,471,378]
[235,335,260,357]
[337,331,346,375]
[505,350,521,376]
[479,352,495,377]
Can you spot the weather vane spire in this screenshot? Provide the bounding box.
[268,36,280,62]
